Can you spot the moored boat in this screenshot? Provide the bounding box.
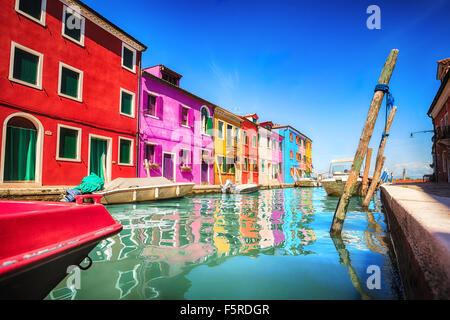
[322,158,363,196]
[95,177,194,204]
[0,195,122,300]
[221,180,260,194]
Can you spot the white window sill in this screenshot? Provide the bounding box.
[15,10,46,27]
[62,33,85,47]
[55,157,81,163]
[58,92,83,103]
[144,114,159,119]
[119,112,135,119]
[9,77,42,90]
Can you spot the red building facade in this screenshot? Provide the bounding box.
[240,114,259,184]
[428,58,450,183]
[0,0,146,186]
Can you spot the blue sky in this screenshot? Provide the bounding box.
[85,0,450,178]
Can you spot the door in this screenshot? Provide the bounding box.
[90,137,108,181]
[163,153,174,181]
[201,150,209,184]
[4,122,37,182]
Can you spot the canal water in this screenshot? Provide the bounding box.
[46,187,404,300]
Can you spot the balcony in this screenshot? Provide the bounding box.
[435,126,450,146]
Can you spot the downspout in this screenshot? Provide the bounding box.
[136,56,142,178]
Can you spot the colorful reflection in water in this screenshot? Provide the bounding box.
[47,188,403,300]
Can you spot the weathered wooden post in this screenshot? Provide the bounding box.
[330,49,398,235]
[362,105,397,207]
[361,148,373,196]
[362,157,386,207]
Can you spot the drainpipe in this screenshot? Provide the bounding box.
[136,56,142,178]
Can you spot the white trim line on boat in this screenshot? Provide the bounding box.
[96,183,195,195]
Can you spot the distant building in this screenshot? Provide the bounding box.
[240,114,259,184]
[138,65,215,185]
[213,107,243,185]
[427,58,450,182]
[273,125,312,184]
[258,121,283,186]
[0,0,146,186]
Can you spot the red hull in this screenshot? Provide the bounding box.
[0,196,122,299]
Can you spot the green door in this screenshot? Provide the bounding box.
[4,125,37,182]
[90,138,107,181]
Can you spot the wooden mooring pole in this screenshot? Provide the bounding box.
[362,106,397,208]
[330,49,398,235]
[361,147,373,196]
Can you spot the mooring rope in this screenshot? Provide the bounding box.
[374,84,395,138]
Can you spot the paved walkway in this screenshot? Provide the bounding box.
[381,183,450,299]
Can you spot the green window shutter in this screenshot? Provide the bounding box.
[61,67,80,98]
[64,10,81,41]
[59,127,78,159]
[222,157,227,173]
[122,46,134,69]
[119,139,131,164]
[19,0,42,20]
[121,91,132,115]
[207,117,213,135]
[13,47,39,85]
[90,138,107,181]
[4,126,36,182]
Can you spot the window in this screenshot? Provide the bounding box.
[226,124,233,146]
[296,136,299,144]
[272,139,276,150]
[180,149,191,167]
[146,93,157,116]
[290,132,293,142]
[296,153,300,161]
[57,125,81,161]
[244,158,248,171]
[252,159,258,172]
[226,157,235,174]
[217,120,224,140]
[9,42,43,89]
[253,135,257,148]
[235,128,240,145]
[290,150,293,159]
[201,107,212,135]
[15,0,47,25]
[290,168,295,177]
[243,131,248,145]
[118,137,133,165]
[58,62,83,101]
[120,89,135,117]
[122,43,136,72]
[162,72,178,86]
[181,106,189,126]
[267,137,270,148]
[145,143,155,163]
[62,5,85,45]
[279,141,282,151]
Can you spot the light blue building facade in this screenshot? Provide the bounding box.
[273,125,311,184]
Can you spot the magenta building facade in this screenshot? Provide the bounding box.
[138,65,215,184]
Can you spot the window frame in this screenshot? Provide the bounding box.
[180,105,190,127]
[15,0,47,26]
[180,148,191,167]
[9,41,44,90]
[55,124,82,162]
[58,62,83,102]
[217,120,224,140]
[61,5,86,47]
[121,42,136,73]
[144,141,158,164]
[119,88,136,118]
[118,136,134,166]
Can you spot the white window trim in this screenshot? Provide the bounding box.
[87,134,112,183]
[9,41,44,90]
[118,136,134,166]
[56,124,82,162]
[144,90,159,119]
[243,131,248,145]
[61,5,86,47]
[144,141,160,165]
[119,88,136,118]
[179,148,191,167]
[217,120,224,140]
[200,106,211,136]
[15,0,47,26]
[180,105,190,128]
[121,42,136,73]
[58,62,83,102]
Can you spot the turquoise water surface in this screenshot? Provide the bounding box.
[47,187,404,300]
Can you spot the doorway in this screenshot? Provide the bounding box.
[163,153,175,181]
